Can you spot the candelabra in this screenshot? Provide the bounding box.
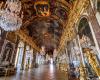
[0,0,23,31]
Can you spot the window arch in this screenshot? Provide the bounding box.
[78,17,95,48]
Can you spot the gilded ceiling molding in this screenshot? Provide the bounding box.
[15,30,40,51]
[58,0,90,54]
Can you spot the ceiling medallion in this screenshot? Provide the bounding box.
[0,0,23,31]
[34,1,50,17]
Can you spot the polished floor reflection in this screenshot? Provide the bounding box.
[0,64,68,80]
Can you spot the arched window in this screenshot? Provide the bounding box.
[78,18,95,48]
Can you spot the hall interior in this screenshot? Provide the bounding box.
[0,0,100,80]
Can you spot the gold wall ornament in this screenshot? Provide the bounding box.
[83,48,100,78]
[0,0,23,31]
[34,1,50,17]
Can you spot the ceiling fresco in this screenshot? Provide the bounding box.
[17,0,75,52]
[20,0,75,52]
[26,17,63,52]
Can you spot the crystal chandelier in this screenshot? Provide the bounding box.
[0,0,23,31]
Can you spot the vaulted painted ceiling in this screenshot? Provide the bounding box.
[17,0,75,52]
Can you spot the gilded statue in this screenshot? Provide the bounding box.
[83,48,100,78]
